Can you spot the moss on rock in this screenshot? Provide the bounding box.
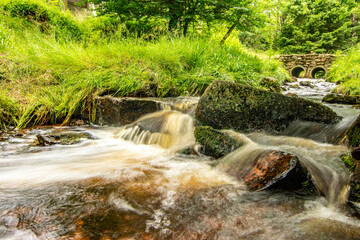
[196,80,340,133]
[346,115,360,148]
[37,131,94,145]
[340,153,360,202]
[194,126,242,159]
[259,77,281,93]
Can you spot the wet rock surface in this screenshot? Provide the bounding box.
[194,126,243,159]
[36,131,94,146]
[236,150,312,192]
[299,80,314,88]
[0,127,96,157]
[322,93,360,105]
[96,96,162,126]
[196,80,340,133]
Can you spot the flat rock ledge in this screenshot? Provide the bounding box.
[196,80,341,132]
[96,96,162,126]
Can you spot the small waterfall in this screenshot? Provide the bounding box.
[159,97,199,115]
[217,130,351,205]
[115,110,195,150]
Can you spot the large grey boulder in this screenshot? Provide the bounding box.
[195,80,340,132]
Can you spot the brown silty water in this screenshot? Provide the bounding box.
[1,79,360,239]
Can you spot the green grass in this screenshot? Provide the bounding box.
[0,0,289,130]
[328,46,360,96]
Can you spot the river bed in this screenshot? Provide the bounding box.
[1,79,360,239]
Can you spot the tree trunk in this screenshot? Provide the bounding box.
[220,22,237,45]
[183,19,191,37]
[64,0,68,10]
[168,17,178,32]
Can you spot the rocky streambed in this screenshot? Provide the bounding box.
[1,78,360,239]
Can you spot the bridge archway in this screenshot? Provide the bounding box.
[311,66,326,79]
[291,66,306,78]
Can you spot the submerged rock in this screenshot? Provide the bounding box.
[194,126,243,159]
[346,115,360,147]
[196,80,340,133]
[322,93,360,105]
[37,131,94,145]
[96,96,161,126]
[299,80,314,88]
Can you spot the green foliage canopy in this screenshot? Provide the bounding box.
[92,0,260,37]
[277,0,359,53]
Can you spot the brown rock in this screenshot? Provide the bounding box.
[240,150,310,191]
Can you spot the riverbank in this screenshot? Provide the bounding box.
[328,47,360,96]
[0,0,288,130]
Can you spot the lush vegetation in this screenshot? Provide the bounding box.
[328,47,360,96]
[0,0,288,130]
[277,0,359,54]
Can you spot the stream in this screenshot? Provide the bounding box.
[1,79,360,239]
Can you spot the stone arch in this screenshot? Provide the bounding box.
[291,66,306,78]
[311,66,326,79]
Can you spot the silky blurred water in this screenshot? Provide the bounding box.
[1,80,360,239]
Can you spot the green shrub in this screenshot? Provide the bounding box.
[328,46,360,96]
[2,0,83,41]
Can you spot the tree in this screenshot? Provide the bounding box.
[277,0,358,53]
[92,0,259,37]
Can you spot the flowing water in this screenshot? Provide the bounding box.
[1,79,360,239]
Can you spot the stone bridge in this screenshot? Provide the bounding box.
[275,54,337,78]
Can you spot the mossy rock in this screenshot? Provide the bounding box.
[349,170,360,202]
[196,80,340,133]
[322,93,360,105]
[340,153,360,202]
[194,126,243,159]
[259,77,281,93]
[346,115,360,148]
[340,154,358,172]
[37,131,94,145]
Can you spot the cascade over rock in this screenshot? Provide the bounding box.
[195,80,340,132]
[218,148,314,192]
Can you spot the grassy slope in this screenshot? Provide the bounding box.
[0,0,289,130]
[328,47,360,96]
